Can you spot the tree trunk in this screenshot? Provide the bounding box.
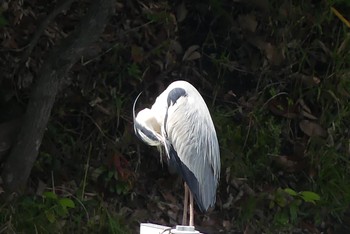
[1,0,115,195]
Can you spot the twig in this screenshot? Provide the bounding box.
[243,116,252,151]
[331,7,350,28]
[261,92,288,110]
[51,171,55,194]
[81,143,92,200]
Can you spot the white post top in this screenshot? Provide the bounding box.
[171,225,201,234]
[140,223,202,234]
[140,223,170,233]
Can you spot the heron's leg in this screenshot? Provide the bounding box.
[189,189,194,226]
[182,182,188,225]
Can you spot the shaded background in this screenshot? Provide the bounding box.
[0,0,350,233]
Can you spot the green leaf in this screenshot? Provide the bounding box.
[59,198,75,208]
[43,191,58,200]
[284,188,298,196]
[300,191,321,204]
[274,210,289,226]
[107,171,114,180]
[289,203,298,223]
[127,63,141,79]
[91,166,106,182]
[0,16,8,27]
[57,204,68,216]
[45,210,56,223]
[275,195,287,207]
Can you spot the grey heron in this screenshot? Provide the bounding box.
[133,80,220,226]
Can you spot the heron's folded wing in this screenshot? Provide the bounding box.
[163,93,220,212]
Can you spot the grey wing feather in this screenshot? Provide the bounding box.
[163,90,220,212]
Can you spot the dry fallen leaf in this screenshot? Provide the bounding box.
[274,155,298,172]
[300,109,318,120]
[160,190,177,204]
[182,45,200,61]
[185,51,201,61]
[129,209,149,221]
[299,120,327,137]
[246,35,284,65]
[169,40,183,54]
[263,43,284,66]
[176,1,188,23]
[238,14,258,32]
[298,99,318,120]
[298,99,311,113]
[222,220,232,231]
[268,97,298,119]
[131,45,144,63]
[294,73,321,87]
[36,179,47,196]
[313,77,321,85]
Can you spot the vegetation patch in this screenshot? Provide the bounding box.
[0,0,349,232]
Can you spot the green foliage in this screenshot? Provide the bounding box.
[310,146,350,221]
[0,5,7,27]
[212,0,350,228]
[284,188,321,204]
[270,188,320,228]
[0,193,75,232]
[127,63,142,80]
[0,15,7,27]
[328,0,350,6]
[0,193,130,233]
[145,4,172,24]
[217,106,283,181]
[233,187,321,231]
[42,192,75,223]
[92,165,132,195]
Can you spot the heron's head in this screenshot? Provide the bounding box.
[133,93,162,146]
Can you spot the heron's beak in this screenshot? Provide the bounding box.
[133,92,144,137]
[132,92,143,124]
